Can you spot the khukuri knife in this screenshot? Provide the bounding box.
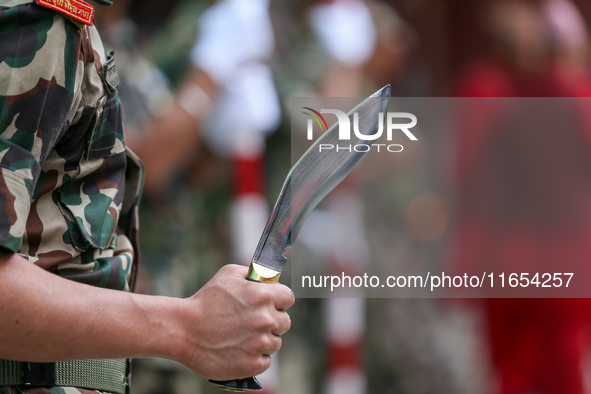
[210,85,391,392]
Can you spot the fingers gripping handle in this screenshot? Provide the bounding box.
[208,262,282,391]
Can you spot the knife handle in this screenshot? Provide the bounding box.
[209,376,262,392]
[208,262,282,392]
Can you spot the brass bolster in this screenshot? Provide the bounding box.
[247,262,281,283]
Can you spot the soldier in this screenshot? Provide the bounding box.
[0,0,294,393]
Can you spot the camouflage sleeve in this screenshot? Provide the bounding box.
[0,4,80,252]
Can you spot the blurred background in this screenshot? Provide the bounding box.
[92,0,591,393]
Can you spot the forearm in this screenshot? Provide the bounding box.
[0,254,293,381]
[136,68,217,195]
[0,251,187,364]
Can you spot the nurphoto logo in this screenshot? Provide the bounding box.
[302,107,418,153]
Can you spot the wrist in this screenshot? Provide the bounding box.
[177,296,200,367]
[137,295,188,363]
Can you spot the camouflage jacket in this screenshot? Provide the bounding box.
[0,0,143,291]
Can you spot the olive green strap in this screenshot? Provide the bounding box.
[0,358,129,394]
[0,360,21,385]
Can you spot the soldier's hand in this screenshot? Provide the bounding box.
[179,264,294,380]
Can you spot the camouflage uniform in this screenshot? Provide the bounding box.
[0,0,143,392]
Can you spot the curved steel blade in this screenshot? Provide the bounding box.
[252,85,391,272]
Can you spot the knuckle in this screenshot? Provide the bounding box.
[247,356,268,375]
[261,288,274,303]
[254,357,265,371]
[257,356,272,374]
[253,287,272,305]
[243,357,259,375]
[255,335,271,351]
[256,312,274,330]
[216,265,232,278]
[220,264,245,276]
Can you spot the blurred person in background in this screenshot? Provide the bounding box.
[127,0,282,392]
[134,0,280,194]
[454,1,591,393]
[130,0,281,304]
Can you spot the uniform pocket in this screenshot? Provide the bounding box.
[58,91,127,252]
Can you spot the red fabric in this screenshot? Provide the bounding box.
[485,298,591,394]
[233,156,265,196]
[455,59,591,394]
[328,341,363,370]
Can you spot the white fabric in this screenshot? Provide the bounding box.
[309,0,377,67]
[191,0,275,85]
[231,194,269,264]
[203,63,281,156]
[326,367,365,394]
[326,298,365,344]
[190,0,280,157]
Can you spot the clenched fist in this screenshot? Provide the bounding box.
[179,264,294,380]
